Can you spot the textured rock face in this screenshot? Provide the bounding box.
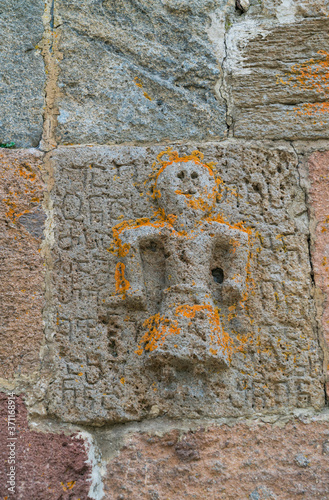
[43,142,324,425]
[1,0,329,498]
[226,18,329,140]
[55,0,227,145]
[0,150,45,379]
[308,151,329,377]
[0,0,45,147]
[102,420,329,499]
[0,393,92,499]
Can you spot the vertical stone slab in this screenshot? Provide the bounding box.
[55,0,227,145]
[0,150,45,380]
[308,151,329,383]
[0,1,46,148]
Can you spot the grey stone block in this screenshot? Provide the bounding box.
[55,0,227,145]
[0,0,45,148]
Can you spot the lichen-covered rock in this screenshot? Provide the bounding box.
[0,0,45,147]
[225,18,329,140]
[42,142,324,425]
[0,150,45,380]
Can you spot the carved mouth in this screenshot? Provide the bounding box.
[175,189,197,196]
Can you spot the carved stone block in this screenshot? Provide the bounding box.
[44,143,324,424]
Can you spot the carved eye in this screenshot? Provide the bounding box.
[191,172,198,179]
[149,241,157,252]
[177,171,185,179]
[212,268,224,284]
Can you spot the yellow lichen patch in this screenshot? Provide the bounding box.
[175,303,237,362]
[143,91,153,101]
[134,76,143,88]
[136,303,239,362]
[277,50,329,118]
[1,157,43,223]
[109,209,182,258]
[229,238,241,254]
[175,187,217,213]
[61,481,76,492]
[114,262,131,297]
[204,212,253,237]
[135,313,180,355]
[134,76,153,100]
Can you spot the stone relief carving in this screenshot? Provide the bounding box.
[43,144,324,425]
[109,153,249,368]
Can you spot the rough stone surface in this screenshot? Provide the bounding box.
[2,0,329,496]
[308,151,329,372]
[55,0,227,145]
[0,392,92,499]
[102,420,329,499]
[225,18,329,140]
[0,150,45,380]
[0,1,45,148]
[43,142,324,425]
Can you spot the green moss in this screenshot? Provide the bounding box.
[0,142,15,148]
[225,19,232,31]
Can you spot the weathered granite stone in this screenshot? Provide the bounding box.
[55,0,227,145]
[0,150,45,380]
[101,420,329,499]
[42,142,324,425]
[225,18,329,140]
[0,393,92,500]
[0,0,45,148]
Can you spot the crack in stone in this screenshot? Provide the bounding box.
[291,140,328,404]
[39,0,61,152]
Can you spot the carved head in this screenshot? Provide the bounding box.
[156,159,217,224]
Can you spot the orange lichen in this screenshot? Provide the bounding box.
[134,76,143,88]
[134,76,153,100]
[2,159,42,223]
[114,262,131,297]
[175,187,217,213]
[278,50,329,118]
[135,314,180,355]
[109,209,182,258]
[61,481,76,492]
[111,149,258,364]
[176,303,237,361]
[143,91,153,101]
[136,303,239,362]
[204,212,252,237]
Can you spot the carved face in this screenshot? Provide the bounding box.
[156,160,217,220]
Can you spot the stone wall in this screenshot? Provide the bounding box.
[1,1,329,498]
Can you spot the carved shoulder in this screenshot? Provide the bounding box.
[202,220,249,245]
[120,220,172,245]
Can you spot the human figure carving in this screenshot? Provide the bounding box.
[110,153,249,367]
